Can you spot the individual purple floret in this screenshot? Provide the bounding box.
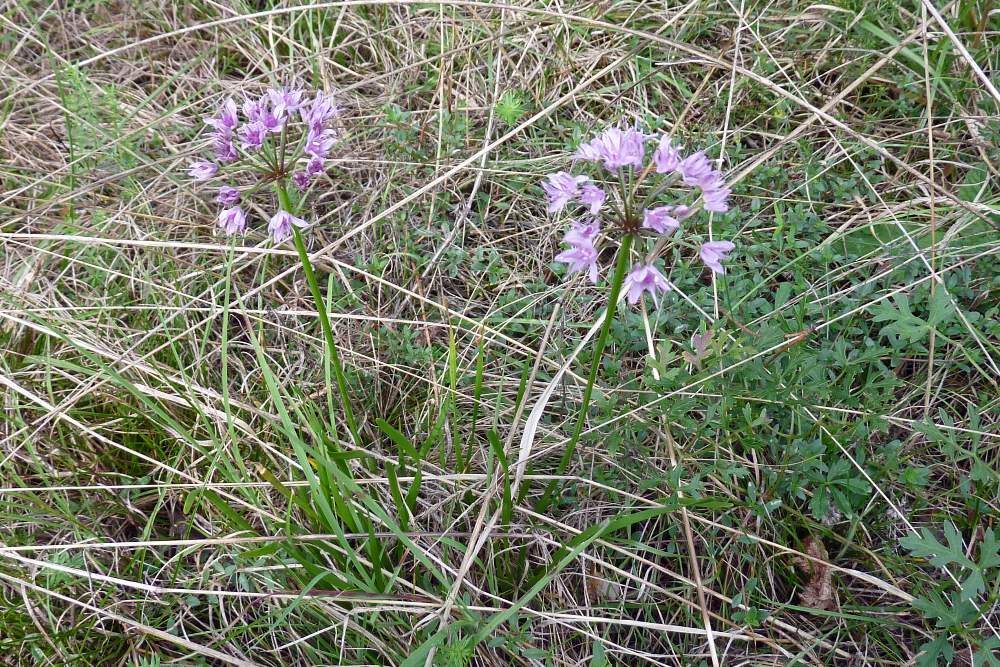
[267,87,306,118]
[564,219,600,247]
[188,160,217,181]
[268,209,309,243]
[642,206,681,234]
[700,177,731,213]
[542,171,589,213]
[205,98,239,133]
[578,183,606,214]
[301,92,339,126]
[292,172,310,190]
[671,205,693,219]
[216,186,240,205]
[555,242,600,284]
[623,264,670,306]
[652,136,682,173]
[574,126,647,172]
[239,121,267,151]
[699,241,736,274]
[214,135,237,162]
[218,206,247,236]
[242,97,263,123]
[259,106,285,134]
[305,127,337,158]
[677,151,716,188]
[306,156,325,177]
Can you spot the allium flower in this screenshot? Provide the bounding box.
[267,87,305,117]
[268,209,308,243]
[671,205,693,219]
[642,206,681,234]
[624,264,670,306]
[242,98,263,123]
[205,98,239,133]
[258,103,285,134]
[578,183,606,214]
[678,151,716,188]
[563,219,600,247]
[652,136,682,173]
[239,121,267,151]
[218,206,247,236]
[214,135,237,162]
[306,155,325,177]
[701,179,731,213]
[216,186,240,205]
[699,241,736,274]
[305,127,337,158]
[301,92,338,125]
[190,85,345,241]
[188,160,217,181]
[574,126,647,171]
[555,241,600,284]
[542,171,589,213]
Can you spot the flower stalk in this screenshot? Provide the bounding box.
[537,232,634,511]
[276,181,360,444]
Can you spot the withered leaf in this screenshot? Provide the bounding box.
[793,536,835,610]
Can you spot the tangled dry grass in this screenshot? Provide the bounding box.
[1,1,998,665]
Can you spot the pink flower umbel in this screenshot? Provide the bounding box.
[555,242,600,284]
[188,160,217,181]
[578,183,606,214]
[218,206,247,236]
[189,85,344,240]
[642,206,681,234]
[575,126,647,171]
[216,186,240,205]
[624,264,671,306]
[542,171,589,213]
[652,136,682,173]
[268,210,308,243]
[699,241,736,274]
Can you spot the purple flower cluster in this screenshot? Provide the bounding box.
[188,86,340,242]
[543,125,738,304]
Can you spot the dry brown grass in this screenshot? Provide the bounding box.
[1,1,998,665]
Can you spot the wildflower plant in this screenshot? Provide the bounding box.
[539,125,736,508]
[188,86,359,442]
[189,86,339,241]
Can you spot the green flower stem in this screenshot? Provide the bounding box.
[537,233,634,512]
[276,182,361,444]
